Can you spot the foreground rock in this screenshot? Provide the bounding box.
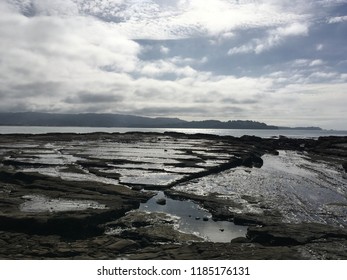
[0,169,152,239]
[247,223,347,246]
[2,223,346,259]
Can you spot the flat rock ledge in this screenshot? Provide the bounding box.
[0,133,346,259]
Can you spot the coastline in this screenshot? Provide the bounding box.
[0,132,346,259]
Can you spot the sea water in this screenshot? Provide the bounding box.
[1,126,347,138]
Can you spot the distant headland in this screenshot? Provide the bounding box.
[0,112,322,130]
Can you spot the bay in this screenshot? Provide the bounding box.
[0,126,347,138]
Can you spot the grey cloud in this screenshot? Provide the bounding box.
[60,103,119,114]
[7,82,62,97]
[10,0,79,17]
[129,106,210,117]
[8,0,36,17]
[192,91,258,105]
[64,92,124,104]
[193,97,215,104]
[218,106,246,114]
[130,104,247,118]
[0,100,31,112]
[222,97,258,105]
[134,88,163,98]
[72,0,125,23]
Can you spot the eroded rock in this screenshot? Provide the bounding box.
[247,223,347,246]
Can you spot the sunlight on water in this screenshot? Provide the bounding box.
[1,126,347,138]
[139,192,247,242]
[20,195,107,213]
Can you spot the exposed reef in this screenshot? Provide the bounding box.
[0,132,346,259]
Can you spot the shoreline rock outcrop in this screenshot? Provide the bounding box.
[0,132,346,259]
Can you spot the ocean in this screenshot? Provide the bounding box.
[0,126,346,138]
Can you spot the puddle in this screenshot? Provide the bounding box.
[19,195,108,213]
[118,169,184,186]
[139,192,247,242]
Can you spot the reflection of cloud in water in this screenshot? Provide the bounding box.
[139,192,246,242]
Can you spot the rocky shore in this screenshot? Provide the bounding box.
[0,132,346,259]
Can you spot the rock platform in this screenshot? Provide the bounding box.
[0,132,346,259]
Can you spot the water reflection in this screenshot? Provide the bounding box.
[139,192,247,242]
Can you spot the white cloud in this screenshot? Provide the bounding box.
[160,46,170,54]
[293,59,310,66]
[209,31,235,45]
[309,72,339,79]
[256,22,309,53]
[221,32,234,39]
[228,22,309,55]
[48,0,308,40]
[328,15,347,23]
[290,59,325,68]
[276,22,308,36]
[0,2,141,112]
[309,59,324,67]
[5,0,314,43]
[316,44,324,51]
[169,56,208,66]
[139,60,197,78]
[228,44,254,55]
[1,5,141,72]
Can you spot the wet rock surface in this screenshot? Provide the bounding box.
[0,132,346,259]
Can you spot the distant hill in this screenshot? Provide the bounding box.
[0,112,321,130]
[0,112,186,128]
[165,119,278,129]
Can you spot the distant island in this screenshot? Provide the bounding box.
[0,112,322,130]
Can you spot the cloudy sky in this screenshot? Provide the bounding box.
[1,0,347,129]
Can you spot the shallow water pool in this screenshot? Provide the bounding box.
[139,192,247,242]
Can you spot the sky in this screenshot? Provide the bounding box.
[0,0,347,129]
